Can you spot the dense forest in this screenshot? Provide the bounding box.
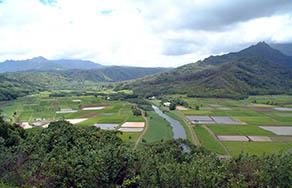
[0,66,168,101]
[0,75,41,101]
[0,117,291,188]
[118,42,292,99]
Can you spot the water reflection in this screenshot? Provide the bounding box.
[152,105,187,139]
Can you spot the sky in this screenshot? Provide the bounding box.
[0,0,292,67]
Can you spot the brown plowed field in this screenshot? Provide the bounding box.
[80,113,100,118]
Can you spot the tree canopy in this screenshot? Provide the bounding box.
[0,120,291,187]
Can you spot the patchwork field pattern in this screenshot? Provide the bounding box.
[179,95,292,156]
[1,93,292,156]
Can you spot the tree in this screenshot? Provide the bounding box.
[169,103,176,110]
[132,109,142,116]
[0,116,25,147]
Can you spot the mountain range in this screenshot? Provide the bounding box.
[0,56,105,72]
[0,58,169,101]
[1,42,292,101]
[270,43,292,56]
[118,42,292,99]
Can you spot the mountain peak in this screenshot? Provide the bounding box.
[252,41,271,49]
[239,41,289,61]
[31,56,48,62]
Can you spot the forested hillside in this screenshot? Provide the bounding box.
[0,65,168,101]
[2,66,168,90]
[0,56,105,72]
[119,42,292,99]
[0,75,40,101]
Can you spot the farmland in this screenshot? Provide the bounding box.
[149,94,292,156]
[1,92,292,156]
[142,111,173,143]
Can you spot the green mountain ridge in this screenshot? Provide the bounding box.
[0,56,105,72]
[119,42,292,99]
[0,75,40,101]
[0,66,169,100]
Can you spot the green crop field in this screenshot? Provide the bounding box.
[235,116,292,126]
[127,116,145,122]
[208,124,275,136]
[1,93,292,156]
[142,111,174,143]
[244,95,292,105]
[77,115,127,127]
[237,125,275,135]
[208,125,241,135]
[182,110,214,115]
[118,132,140,145]
[193,126,227,155]
[223,142,292,156]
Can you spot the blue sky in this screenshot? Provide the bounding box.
[39,0,56,5]
[0,0,292,67]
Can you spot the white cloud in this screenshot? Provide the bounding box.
[0,0,292,67]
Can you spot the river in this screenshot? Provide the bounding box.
[152,105,187,139]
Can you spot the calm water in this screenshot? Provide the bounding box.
[152,105,187,139]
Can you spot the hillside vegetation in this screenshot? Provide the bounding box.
[119,42,292,99]
[0,119,291,188]
[0,56,105,72]
[0,75,40,101]
[0,66,168,101]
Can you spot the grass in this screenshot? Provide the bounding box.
[225,111,262,117]
[142,111,174,143]
[77,115,127,127]
[244,95,292,105]
[118,132,140,144]
[150,100,161,106]
[208,125,241,135]
[193,126,227,155]
[223,142,292,156]
[127,116,145,122]
[235,116,292,126]
[56,110,102,119]
[208,124,275,136]
[237,125,275,135]
[182,110,214,115]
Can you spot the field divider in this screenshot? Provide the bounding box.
[133,111,149,150]
[173,111,200,146]
[202,125,231,157]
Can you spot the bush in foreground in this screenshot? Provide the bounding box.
[0,120,291,187]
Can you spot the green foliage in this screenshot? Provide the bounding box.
[0,120,292,187]
[122,43,292,99]
[0,116,25,147]
[0,75,40,101]
[2,67,168,92]
[131,106,142,116]
[169,103,176,110]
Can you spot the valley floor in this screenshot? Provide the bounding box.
[1,92,292,156]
